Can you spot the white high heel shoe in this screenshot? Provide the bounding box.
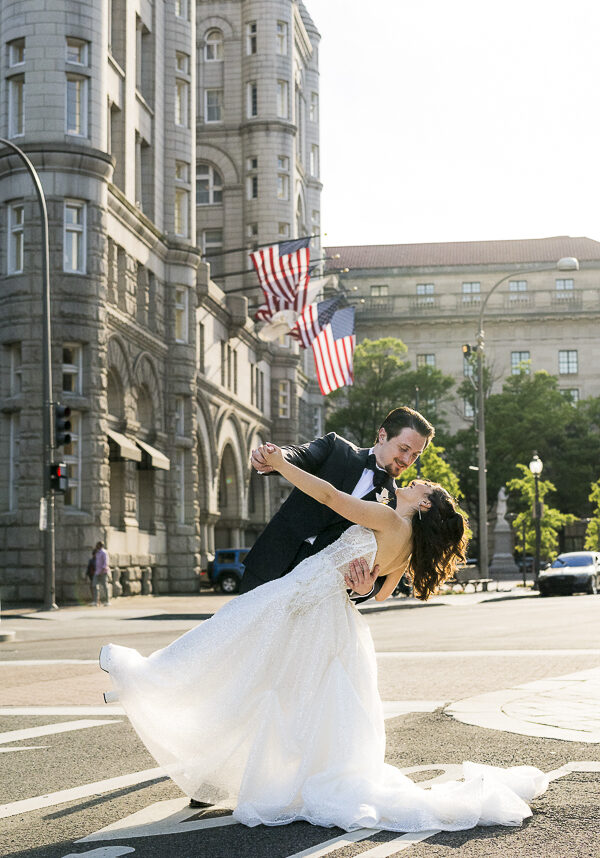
[103,690,119,703]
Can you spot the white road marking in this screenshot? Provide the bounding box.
[0,706,124,716]
[357,831,442,856]
[0,659,98,665]
[78,798,238,842]
[0,767,165,820]
[0,720,120,745]
[62,849,135,858]
[0,745,49,753]
[383,701,446,718]
[284,829,383,857]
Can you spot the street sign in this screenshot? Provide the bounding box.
[39,497,47,531]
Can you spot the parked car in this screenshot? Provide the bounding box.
[207,548,250,594]
[538,552,600,596]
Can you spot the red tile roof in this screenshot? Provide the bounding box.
[325,236,600,270]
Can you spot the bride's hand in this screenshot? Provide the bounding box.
[261,443,284,470]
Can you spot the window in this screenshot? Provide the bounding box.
[310,144,319,176]
[558,349,578,375]
[175,79,189,126]
[8,38,25,66]
[247,222,258,242]
[196,163,223,205]
[66,75,88,135]
[202,228,223,278]
[63,201,86,273]
[255,367,264,411]
[63,411,81,508]
[175,51,189,74]
[220,341,227,387]
[175,0,188,20]
[278,222,290,238]
[174,161,189,236]
[175,449,185,524]
[462,281,480,302]
[8,75,24,137]
[277,80,289,118]
[463,399,474,419]
[556,278,574,298]
[8,203,24,274]
[8,413,20,511]
[247,81,258,117]
[463,355,474,378]
[66,37,88,65]
[370,284,388,297]
[277,154,289,200]
[175,396,185,435]
[276,21,288,55]
[205,88,223,123]
[509,280,527,301]
[309,91,319,122]
[246,21,257,55]
[174,287,188,342]
[204,29,223,61]
[416,354,435,368]
[197,322,205,373]
[563,388,579,404]
[246,156,258,200]
[511,351,530,374]
[416,283,434,304]
[278,379,291,418]
[62,344,82,394]
[9,343,22,395]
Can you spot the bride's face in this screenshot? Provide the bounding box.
[395,479,434,511]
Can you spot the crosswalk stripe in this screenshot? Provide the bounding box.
[357,831,441,856]
[0,720,120,745]
[284,829,382,858]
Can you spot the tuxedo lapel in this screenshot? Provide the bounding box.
[341,447,370,494]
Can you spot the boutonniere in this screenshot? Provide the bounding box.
[376,487,390,504]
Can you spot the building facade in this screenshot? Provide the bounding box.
[0,0,322,603]
[327,237,600,433]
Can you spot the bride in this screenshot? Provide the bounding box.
[99,443,548,832]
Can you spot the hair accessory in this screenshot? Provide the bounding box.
[418,505,422,520]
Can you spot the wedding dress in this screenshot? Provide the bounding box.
[100,525,548,832]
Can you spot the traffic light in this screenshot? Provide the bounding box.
[50,463,68,493]
[54,404,72,448]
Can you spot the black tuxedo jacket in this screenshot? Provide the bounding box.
[240,433,395,600]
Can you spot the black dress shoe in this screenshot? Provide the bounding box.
[189,798,211,808]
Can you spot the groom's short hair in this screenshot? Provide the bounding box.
[378,406,435,448]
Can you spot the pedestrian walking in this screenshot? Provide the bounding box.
[86,547,97,603]
[92,541,110,607]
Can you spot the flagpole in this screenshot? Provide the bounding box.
[202,233,322,260]
[216,265,350,290]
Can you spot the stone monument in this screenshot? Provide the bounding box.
[490,487,520,578]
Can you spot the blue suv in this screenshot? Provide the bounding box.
[208,548,249,594]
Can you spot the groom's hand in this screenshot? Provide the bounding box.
[345,557,379,596]
[251,445,275,474]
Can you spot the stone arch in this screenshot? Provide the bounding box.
[106,335,131,422]
[196,143,240,186]
[246,428,270,536]
[296,191,307,237]
[132,351,163,433]
[214,413,247,549]
[199,16,235,41]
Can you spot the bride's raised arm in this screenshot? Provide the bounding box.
[261,443,395,533]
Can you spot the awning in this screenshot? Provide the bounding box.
[107,429,142,462]
[135,438,170,471]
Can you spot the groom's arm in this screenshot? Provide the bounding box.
[251,433,337,475]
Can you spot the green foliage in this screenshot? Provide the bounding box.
[584,479,600,551]
[326,337,455,445]
[506,464,577,561]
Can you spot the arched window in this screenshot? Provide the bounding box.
[296,196,306,237]
[196,163,223,205]
[204,29,223,61]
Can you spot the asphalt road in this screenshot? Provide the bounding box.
[1,592,599,858]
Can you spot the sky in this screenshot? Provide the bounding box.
[306,0,600,247]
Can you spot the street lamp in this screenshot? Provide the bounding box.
[0,139,56,610]
[529,452,543,587]
[474,256,578,579]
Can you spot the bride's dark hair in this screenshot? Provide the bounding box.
[408,485,468,601]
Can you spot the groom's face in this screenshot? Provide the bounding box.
[374,428,427,477]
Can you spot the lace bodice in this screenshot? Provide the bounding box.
[287,525,378,615]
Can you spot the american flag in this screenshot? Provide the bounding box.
[251,237,311,321]
[312,306,356,396]
[289,294,345,348]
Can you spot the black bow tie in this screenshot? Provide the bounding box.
[365,453,390,490]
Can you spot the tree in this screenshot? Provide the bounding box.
[325,337,455,445]
[506,464,577,562]
[584,479,600,551]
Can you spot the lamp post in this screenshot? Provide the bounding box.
[529,452,543,587]
[0,139,56,610]
[474,256,578,579]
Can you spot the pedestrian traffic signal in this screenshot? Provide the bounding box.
[50,463,68,493]
[54,404,72,448]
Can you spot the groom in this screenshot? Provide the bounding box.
[240,406,435,603]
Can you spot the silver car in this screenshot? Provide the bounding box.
[538,551,600,596]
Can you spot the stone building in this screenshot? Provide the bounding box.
[0,0,322,603]
[327,237,600,433]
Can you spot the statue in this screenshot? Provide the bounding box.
[490,486,519,577]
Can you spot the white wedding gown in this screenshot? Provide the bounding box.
[100,525,548,832]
